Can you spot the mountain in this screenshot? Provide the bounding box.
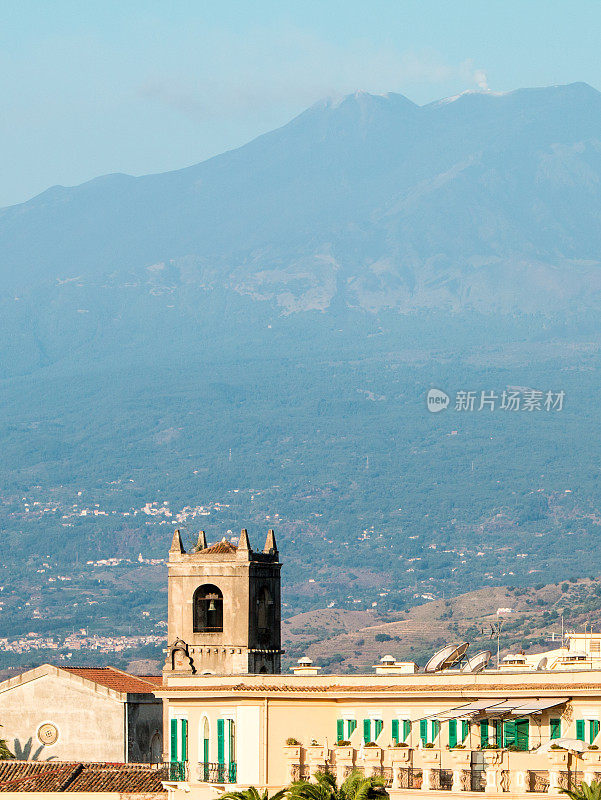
[2,82,601,312]
[4,84,601,667]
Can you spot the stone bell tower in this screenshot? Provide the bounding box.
[164,528,282,676]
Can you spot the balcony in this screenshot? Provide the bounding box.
[167,761,188,782]
[283,744,601,794]
[198,762,237,784]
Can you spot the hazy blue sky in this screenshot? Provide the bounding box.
[2,0,601,207]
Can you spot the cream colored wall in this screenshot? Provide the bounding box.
[160,667,601,790]
[0,672,125,762]
[165,698,263,782]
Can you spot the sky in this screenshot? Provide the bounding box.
[2,0,601,207]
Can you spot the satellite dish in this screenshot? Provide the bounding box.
[425,642,470,673]
[536,656,548,671]
[461,650,492,673]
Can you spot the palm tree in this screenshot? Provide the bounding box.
[561,780,601,800]
[0,727,13,761]
[289,769,388,800]
[221,788,287,800]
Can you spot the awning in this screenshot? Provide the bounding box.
[419,697,569,722]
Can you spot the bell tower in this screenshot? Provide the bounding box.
[164,528,282,676]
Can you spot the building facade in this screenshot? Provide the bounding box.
[157,667,601,798]
[157,529,601,799]
[0,666,162,763]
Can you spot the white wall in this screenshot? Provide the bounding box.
[236,705,261,785]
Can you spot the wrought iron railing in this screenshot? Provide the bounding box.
[396,767,422,789]
[528,770,550,793]
[558,771,584,791]
[168,761,188,781]
[291,765,311,782]
[198,762,237,783]
[430,769,453,790]
[368,766,393,787]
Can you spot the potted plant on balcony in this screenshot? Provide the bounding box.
[334,740,354,761]
[285,738,302,760]
[548,744,569,768]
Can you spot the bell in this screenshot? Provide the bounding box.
[208,598,216,612]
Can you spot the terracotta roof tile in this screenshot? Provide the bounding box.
[199,539,237,554]
[159,681,591,694]
[0,762,80,792]
[63,667,161,694]
[0,762,167,794]
[65,764,167,792]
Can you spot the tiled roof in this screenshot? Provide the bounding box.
[66,764,168,792]
[63,667,161,694]
[158,681,592,694]
[199,539,237,554]
[0,762,167,793]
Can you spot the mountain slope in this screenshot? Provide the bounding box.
[2,83,601,312]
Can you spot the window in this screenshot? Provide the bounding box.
[550,718,561,740]
[576,719,586,741]
[202,718,210,763]
[217,719,236,783]
[337,719,356,741]
[193,584,223,632]
[515,719,529,751]
[590,720,600,744]
[449,719,457,748]
[169,718,188,762]
[257,586,274,632]
[363,719,383,743]
[462,720,469,743]
[420,719,439,745]
[480,719,489,747]
[391,719,411,745]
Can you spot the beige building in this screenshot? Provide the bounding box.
[0,665,162,763]
[157,529,601,799]
[157,664,601,797]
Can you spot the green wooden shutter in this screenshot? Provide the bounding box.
[431,720,440,741]
[347,719,357,738]
[391,719,400,745]
[461,720,469,743]
[337,719,345,742]
[420,719,428,745]
[217,719,225,764]
[577,719,586,741]
[374,719,383,739]
[403,720,412,742]
[550,718,561,740]
[515,719,529,751]
[180,719,188,761]
[504,719,516,748]
[590,720,600,744]
[495,720,503,748]
[228,719,235,763]
[363,719,371,743]
[203,733,209,763]
[170,719,178,762]
[480,719,489,747]
[448,719,457,748]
